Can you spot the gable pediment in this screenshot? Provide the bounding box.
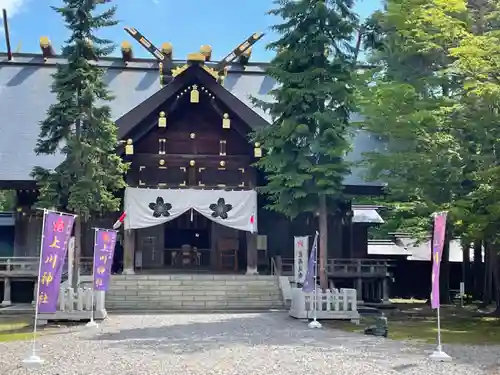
[116,64,269,142]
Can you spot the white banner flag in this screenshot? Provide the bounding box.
[294,236,309,284]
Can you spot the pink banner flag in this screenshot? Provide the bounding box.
[38,211,76,313]
[93,229,118,291]
[430,212,447,309]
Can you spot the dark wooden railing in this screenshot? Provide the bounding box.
[273,257,391,279]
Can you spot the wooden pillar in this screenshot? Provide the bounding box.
[1,277,11,306]
[32,280,37,306]
[246,178,259,275]
[123,229,136,274]
[382,277,390,303]
[246,232,258,274]
[14,191,29,256]
[356,278,363,302]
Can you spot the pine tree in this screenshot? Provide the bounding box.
[254,0,358,288]
[32,0,127,286]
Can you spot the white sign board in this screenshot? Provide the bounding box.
[294,236,309,284]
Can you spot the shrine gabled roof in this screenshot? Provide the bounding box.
[0,53,385,189]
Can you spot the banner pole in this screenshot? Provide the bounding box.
[429,211,451,362]
[308,232,321,329]
[23,209,47,367]
[86,228,98,328]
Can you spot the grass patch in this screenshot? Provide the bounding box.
[0,321,31,332]
[0,332,36,342]
[0,317,35,342]
[389,298,427,304]
[326,314,500,345]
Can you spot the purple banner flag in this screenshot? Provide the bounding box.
[302,232,319,293]
[92,229,117,291]
[431,212,448,309]
[38,211,76,314]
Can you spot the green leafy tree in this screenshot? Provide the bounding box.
[360,0,500,307]
[0,191,15,211]
[356,0,471,301]
[32,0,127,286]
[254,0,358,288]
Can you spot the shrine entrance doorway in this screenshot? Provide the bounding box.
[124,187,257,274]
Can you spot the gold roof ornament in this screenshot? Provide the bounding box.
[201,65,219,79]
[187,52,206,63]
[222,113,231,129]
[200,45,212,61]
[121,40,133,62]
[254,142,262,158]
[239,46,252,65]
[125,139,134,155]
[39,37,54,59]
[190,85,200,103]
[161,42,173,57]
[172,64,189,77]
[158,111,167,127]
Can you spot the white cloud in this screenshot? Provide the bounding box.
[0,0,27,18]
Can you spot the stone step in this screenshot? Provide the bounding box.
[106,295,281,302]
[109,285,279,290]
[111,275,277,281]
[105,301,284,310]
[108,283,279,289]
[106,293,281,300]
[105,274,283,311]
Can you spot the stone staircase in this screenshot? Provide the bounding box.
[105,274,284,311]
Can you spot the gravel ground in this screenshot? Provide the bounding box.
[0,312,499,375]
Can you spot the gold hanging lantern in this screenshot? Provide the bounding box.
[159,62,164,87]
[190,85,200,103]
[125,139,134,155]
[222,113,231,129]
[158,111,167,127]
[254,142,262,158]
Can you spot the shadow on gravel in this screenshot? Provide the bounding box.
[90,313,499,371]
[93,314,430,363]
[94,314,368,354]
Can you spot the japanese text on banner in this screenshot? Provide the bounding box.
[92,229,117,291]
[38,212,75,314]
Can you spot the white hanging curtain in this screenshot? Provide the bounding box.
[124,187,257,232]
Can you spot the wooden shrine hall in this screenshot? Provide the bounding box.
[0,26,386,278]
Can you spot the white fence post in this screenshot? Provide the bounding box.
[289,287,360,320]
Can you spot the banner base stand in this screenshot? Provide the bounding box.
[23,354,44,367]
[86,320,98,328]
[429,348,451,362]
[308,319,322,329]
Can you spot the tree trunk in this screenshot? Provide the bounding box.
[490,247,500,315]
[439,232,452,305]
[318,194,328,290]
[71,215,82,289]
[473,239,483,300]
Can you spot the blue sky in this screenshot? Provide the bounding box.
[0,0,381,61]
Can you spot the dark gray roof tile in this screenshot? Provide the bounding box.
[0,55,383,187]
